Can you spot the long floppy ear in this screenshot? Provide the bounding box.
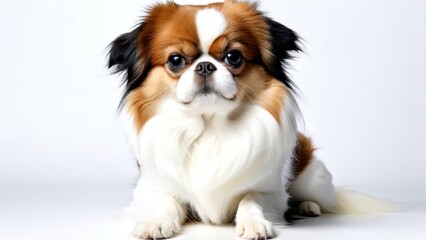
[261,17,300,90]
[107,24,151,103]
[108,28,138,74]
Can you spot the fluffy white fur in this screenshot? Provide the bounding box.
[288,159,337,212]
[124,92,299,238]
[195,9,227,52]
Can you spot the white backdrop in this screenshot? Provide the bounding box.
[0,0,424,239]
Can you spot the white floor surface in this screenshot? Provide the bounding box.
[1,181,425,240]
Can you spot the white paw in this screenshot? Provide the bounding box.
[236,218,275,239]
[298,201,321,217]
[133,219,181,239]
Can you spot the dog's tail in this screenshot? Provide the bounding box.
[329,189,398,214]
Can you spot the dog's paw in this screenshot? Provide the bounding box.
[236,218,275,239]
[133,219,181,239]
[298,201,321,217]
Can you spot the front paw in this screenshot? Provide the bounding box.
[133,218,181,239]
[236,218,275,239]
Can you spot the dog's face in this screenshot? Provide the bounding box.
[108,0,299,131]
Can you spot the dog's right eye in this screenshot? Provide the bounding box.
[168,54,186,72]
[224,50,243,68]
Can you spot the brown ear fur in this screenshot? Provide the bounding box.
[107,2,180,106]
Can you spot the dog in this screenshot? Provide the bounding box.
[107,0,386,239]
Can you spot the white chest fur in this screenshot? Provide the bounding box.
[129,102,298,224]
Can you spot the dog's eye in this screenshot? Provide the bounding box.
[168,54,186,72]
[224,50,243,68]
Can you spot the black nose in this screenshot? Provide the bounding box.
[195,62,217,77]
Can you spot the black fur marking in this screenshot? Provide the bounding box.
[285,197,306,223]
[107,23,151,108]
[263,17,301,91]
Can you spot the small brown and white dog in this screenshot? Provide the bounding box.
[107,1,388,239]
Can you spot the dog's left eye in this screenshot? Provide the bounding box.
[168,54,186,72]
[224,50,243,68]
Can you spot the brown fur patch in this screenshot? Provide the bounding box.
[132,3,201,81]
[128,3,202,131]
[215,1,270,61]
[293,134,315,176]
[149,6,200,66]
[218,1,273,67]
[205,2,288,122]
[230,65,287,124]
[126,67,173,132]
[256,79,287,123]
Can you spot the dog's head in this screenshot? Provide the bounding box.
[108,0,299,130]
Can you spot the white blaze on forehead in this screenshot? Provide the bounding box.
[195,8,227,53]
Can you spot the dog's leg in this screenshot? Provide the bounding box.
[289,159,337,216]
[289,158,337,216]
[236,192,287,239]
[288,134,337,216]
[124,180,186,239]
